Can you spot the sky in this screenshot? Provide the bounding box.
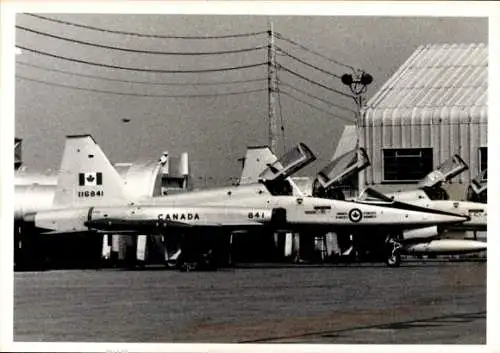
[12,6,488,187]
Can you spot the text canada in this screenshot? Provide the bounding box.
[157,213,200,221]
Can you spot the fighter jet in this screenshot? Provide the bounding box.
[18,135,469,270]
[373,154,487,233]
[355,187,486,266]
[14,142,291,268]
[14,146,190,269]
[313,151,487,266]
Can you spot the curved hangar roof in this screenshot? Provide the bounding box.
[360,43,487,184]
[363,43,487,122]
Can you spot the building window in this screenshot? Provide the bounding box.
[383,148,433,182]
[479,147,487,180]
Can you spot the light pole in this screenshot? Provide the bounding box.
[341,71,373,193]
[267,22,278,154]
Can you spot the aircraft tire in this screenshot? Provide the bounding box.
[386,251,401,267]
[385,234,402,267]
[165,260,178,269]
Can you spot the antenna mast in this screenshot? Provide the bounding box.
[267,22,278,154]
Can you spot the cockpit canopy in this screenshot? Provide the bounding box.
[316,147,370,190]
[471,169,487,195]
[258,143,316,183]
[358,187,395,204]
[418,154,468,189]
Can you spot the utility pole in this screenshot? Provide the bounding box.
[267,22,278,154]
[341,70,373,194]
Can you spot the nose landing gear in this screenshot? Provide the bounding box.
[385,234,402,267]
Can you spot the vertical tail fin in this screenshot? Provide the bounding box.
[239,146,278,185]
[53,135,127,206]
[238,145,304,195]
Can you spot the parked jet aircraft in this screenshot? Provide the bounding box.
[19,135,469,270]
[355,187,486,266]
[14,143,293,268]
[14,147,187,269]
[14,146,282,220]
[313,151,487,266]
[371,154,487,232]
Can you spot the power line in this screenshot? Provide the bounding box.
[25,14,268,39]
[17,75,267,98]
[17,61,267,86]
[274,32,358,72]
[275,70,287,154]
[276,46,342,79]
[17,45,267,74]
[277,64,354,99]
[17,25,267,55]
[280,90,354,123]
[279,82,357,114]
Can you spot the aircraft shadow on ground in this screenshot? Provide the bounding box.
[238,310,486,343]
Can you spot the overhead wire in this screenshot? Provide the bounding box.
[276,46,342,79]
[17,61,267,86]
[277,64,354,99]
[25,14,268,39]
[17,45,267,73]
[279,82,357,114]
[17,75,266,98]
[17,25,268,55]
[280,90,355,123]
[20,14,360,127]
[274,32,358,72]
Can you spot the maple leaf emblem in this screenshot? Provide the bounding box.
[86,174,95,182]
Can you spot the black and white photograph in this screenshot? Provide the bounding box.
[1,1,498,352]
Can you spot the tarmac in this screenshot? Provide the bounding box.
[14,260,486,344]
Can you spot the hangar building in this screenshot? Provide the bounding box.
[353,43,488,198]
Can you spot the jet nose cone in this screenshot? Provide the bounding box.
[477,243,487,251]
[457,214,470,222]
[434,212,469,224]
[448,239,487,252]
[468,240,487,251]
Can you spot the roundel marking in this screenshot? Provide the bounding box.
[348,208,363,223]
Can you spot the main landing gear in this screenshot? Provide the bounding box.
[385,234,402,267]
[173,234,220,272]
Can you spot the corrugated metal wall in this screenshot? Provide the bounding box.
[360,43,487,188]
[361,106,487,185]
